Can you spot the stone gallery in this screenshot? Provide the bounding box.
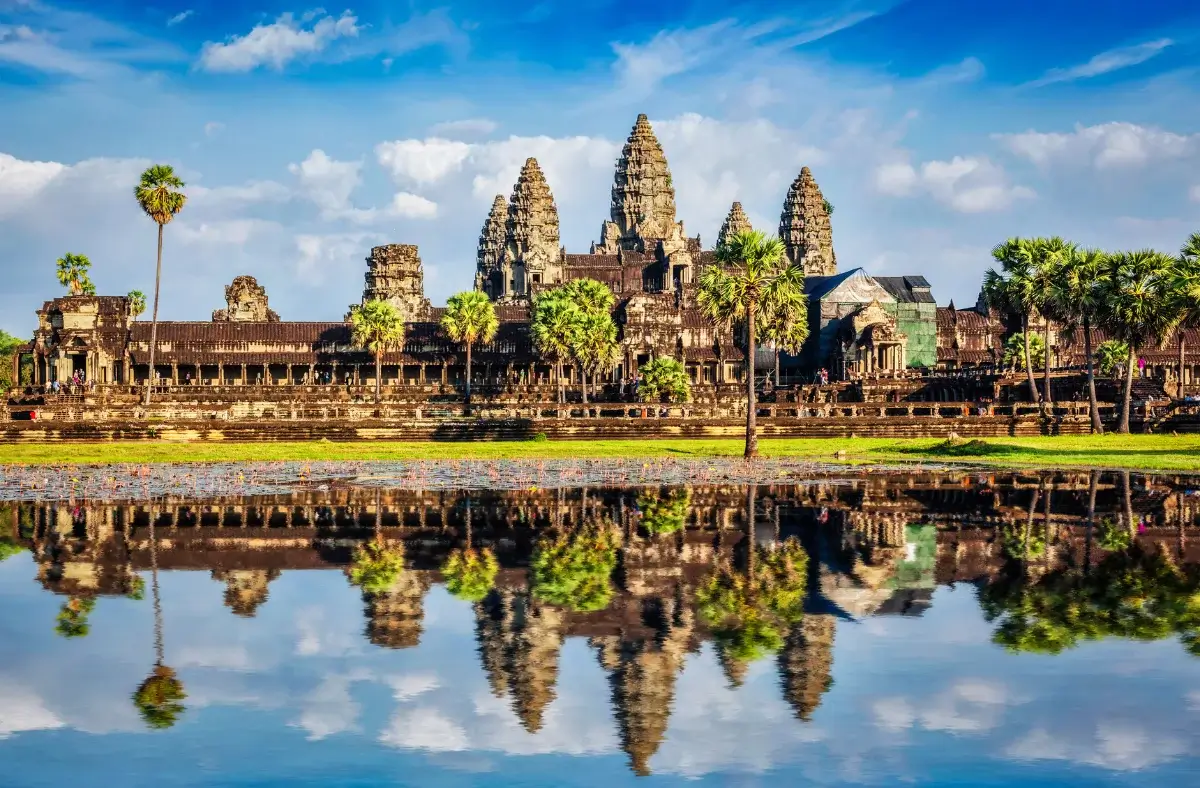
[16,113,990,392]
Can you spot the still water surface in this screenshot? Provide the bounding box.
[1,467,1199,786]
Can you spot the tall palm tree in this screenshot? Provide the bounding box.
[350,300,406,407]
[1172,233,1200,399]
[1047,247,1106,433]
[698,229,805,459]
[55,252,95,296]
[133,510,186,729]
[759,296,810,386]
[134,165,187,407]
[441,291,499,416]
[531,293,582,405]
[1031,237,1074,407]
[573,310,620,405]
[1099,250,1179,433]
[984,238,1040,404]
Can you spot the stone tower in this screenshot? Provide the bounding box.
[715,201,752,249]
[212,568,280,617]
[503,158,563,297]
[594,114,688,256]
[212,276,280,322]
[475,194,509,298]
[779,167,836,276]
[777,614,836,721]
[350,244,432,321]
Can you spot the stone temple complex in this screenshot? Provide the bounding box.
[6,111,1198,436]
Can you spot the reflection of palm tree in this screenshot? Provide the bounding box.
[133,511,186,729]
[55,596,95,638]
[443,496,500,603]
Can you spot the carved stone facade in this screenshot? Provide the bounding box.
[501,158,563,300]
[351,244,432,321]
[715,201,752,249]
[594,114,689,257]
[475,194,509,298]
[779,167,836,277]
[212,276,280,323]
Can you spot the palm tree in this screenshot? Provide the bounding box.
[134,511,187,729]
[127,290,147,321]
[134,165,187,407]
[698,229,804,458]
[573,311,620,404]
[1095,339,1130,378]
[55,252,95,296]
[531,293,582,405]
[1047,247,1106,432]
[441,291,499,416]
[637,356,691,404]
[1099,250,1179,433]
[1171,233,1200,399]
[1031,237,1074,407]
[759,296,810,386]
[984,238,1041,404]
[350,300,406,407]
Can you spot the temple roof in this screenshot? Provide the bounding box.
[874,276,935,304]
[804,269,895,304]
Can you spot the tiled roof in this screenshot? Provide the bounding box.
[875,276,936,304]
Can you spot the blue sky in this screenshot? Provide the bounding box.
[2,0,1199,332]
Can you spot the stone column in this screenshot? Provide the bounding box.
[240,364,246,385]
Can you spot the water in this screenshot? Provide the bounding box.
[1,468,1199,787]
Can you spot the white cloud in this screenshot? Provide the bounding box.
[167,10,194,27]
[0,152,67,215]
[996,122,1197,169]
[204,121,224,137]
[288,149,365,218]
[1030,39,1173,87]
[386,191,438,220]
[295,232,385,286]
[874,155,1033,212]
[611,21,732,93]
[429,118,497,137]
[376,138,473,185]
[1190,185,1200,203]
[189,180,292,208]
[199,11,360,73]
[175,218,280,245]
[466,135,618,204]
[292,673,362,741]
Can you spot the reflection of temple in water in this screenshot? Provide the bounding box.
[5,471,1200,775]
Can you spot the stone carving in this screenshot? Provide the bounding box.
[778,615,835,721]
[351,244,432,321]
[503,158,563,297]
[475,194,509,297]
[594,114,688,256]
[475,589,564,733]
[212,276,279,322]
[715,201,752,249]
[212,568,279,617]
[779,167,836,276]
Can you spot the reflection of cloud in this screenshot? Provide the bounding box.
[873,679,1017,735]
[292,673,362,741]
[0,683,64,738]
[174,644,253,670]
[385,673,440,701]
[295,606,360,657]
[1006,722,1185,771]
[469,689,617,756]
[379,707,469,751]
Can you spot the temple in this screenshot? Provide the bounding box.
[7,111,1198,434]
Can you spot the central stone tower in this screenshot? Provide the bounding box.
[779,167,837,277]
[504,157,563,296]
[349,244,432,321]
[593,114,688,256]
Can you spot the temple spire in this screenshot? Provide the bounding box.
[504,158,562,295]
[779,167,836,276]
[475,194,508,296]
[715,201,752,249]
[595,114,684,254]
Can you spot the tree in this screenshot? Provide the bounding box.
[442,498,499,602]
[55,596,96,638]
[636,488,691,536]
[1170,233,1200,398]
[559,279,618,403]
[134,164,187,407]
[1095,340,1130,378]
[637,356,691,404]
[441,291,499,415]
[530,519,619,612]
[350,299,406,406]
[55,252,95,296]
[984,239,1041,403]
[127,290,147,321]
[348,541,406,595]
[1030,237,1073,406]
[531,293,582,405]
[759,294,810,385]
[1048,247,1107,433]
[1001,332,1045,371]
[0,329,24,391]
[1098,250,1179,433]
[698,230,805,459]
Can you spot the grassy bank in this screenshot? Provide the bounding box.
[0,434,1198,471]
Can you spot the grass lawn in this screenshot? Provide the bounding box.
[0,434,1198,471]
